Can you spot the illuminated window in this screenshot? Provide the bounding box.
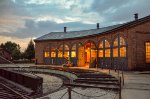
[113,36,126,57]
[50,47,56,57]
[105,40,110,48]
[58,45,63,57]
[99,42,103,48]
[99,50,103,57]
[64,44,69,58]
[120,37,126,46]
[44,46,50,58]
[120,47,126,57]
[113,48,118,57]
[99,40,110,57]
[146,42,150,63]
[71,51,76,57]
[44,52,49,58]
[113,38,118,47]
[105,49,110,57]
[71,44,76,57]
[91,43,96,58]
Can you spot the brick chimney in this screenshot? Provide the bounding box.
[64,27,67,32]
[134,13,138,20]
[97,23,99,29]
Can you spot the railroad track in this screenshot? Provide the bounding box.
[0,80,32,99]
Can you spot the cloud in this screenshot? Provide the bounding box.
[90,0,150,25]
[1,0,150,50]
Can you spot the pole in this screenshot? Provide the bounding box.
[68,87,71,99]
[119,77,122,99]
[122,71,124,86]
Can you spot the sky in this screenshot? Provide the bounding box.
[0,0,150,51]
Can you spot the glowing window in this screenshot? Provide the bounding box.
[51,51,56,57]
[113,48,118,57]
[105,40,110,48]
[64,44,69,58]
[71,44,76,57]
[120,47,126,57]
[58,45,63,57]
[120,37,126,46]
[99,42,103,48]
[50,47,56,57]
[146,42,150,63]
[71,51,76,57]
[105,49,110,57]
[44,52,49,58]
[58,52,63,57]
[113,38,118,47]
[99,50,103,57]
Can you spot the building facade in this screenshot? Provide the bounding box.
[0,48,12,64]
[34,15,150,70]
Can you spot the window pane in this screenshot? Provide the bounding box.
[51,52,56,57]
[71,51,76,57]
[91,49,96,58]
[99,42,103,48]
[120,37,126,46]
[113,38,118,47]
[146,42,150,63]
[113,48,118,57]
[72,44,76,50]
[120,47,126,57]
[64,51,69,58]
[44,52,49,58]
[58,52,63,57]
[99,50,103,57]
[64,44,69,50]
[105,40,110,48]
[105,49,110,57]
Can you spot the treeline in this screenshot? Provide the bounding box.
[0,40,35,61]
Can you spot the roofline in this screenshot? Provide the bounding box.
[34,15,150,42]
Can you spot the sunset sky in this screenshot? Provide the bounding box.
[0,0,150,51]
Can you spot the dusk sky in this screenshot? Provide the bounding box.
[0,0,150,51]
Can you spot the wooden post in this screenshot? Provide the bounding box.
[119,77,122,99]
[68,87,71,99]
[122,71,124,86]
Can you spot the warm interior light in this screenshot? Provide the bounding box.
[44,52,49,58]
[146,42,150,63]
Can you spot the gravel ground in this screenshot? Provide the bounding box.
[35,74,63,95]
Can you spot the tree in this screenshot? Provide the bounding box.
[24,40,35,60]
[0,41,21,60]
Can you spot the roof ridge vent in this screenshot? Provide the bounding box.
[97,23,100,29]
[64,27,67,32]
[134,13,138,20]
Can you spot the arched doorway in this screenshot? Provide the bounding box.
[77,41,97,68]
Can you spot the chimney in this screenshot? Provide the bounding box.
[134,13,138,20]
[64,27,67,32]
[97,23,99,29]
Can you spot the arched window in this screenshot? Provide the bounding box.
[98,40,110,57]
[71,44,76,57]
[58,45,63,57]
[113,38,119,57]
[120,37,126,57]
[113,36,126,57]
[44,46,50,58]
[51,47,56,57]
[64,44,69,58]
[91,43,96,58]
[105,40,110,57]
[99,41,103,57]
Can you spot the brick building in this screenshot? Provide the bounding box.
[0,48,12,64]
[34,15,150,70]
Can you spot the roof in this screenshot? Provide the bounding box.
[35,15,150,41]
